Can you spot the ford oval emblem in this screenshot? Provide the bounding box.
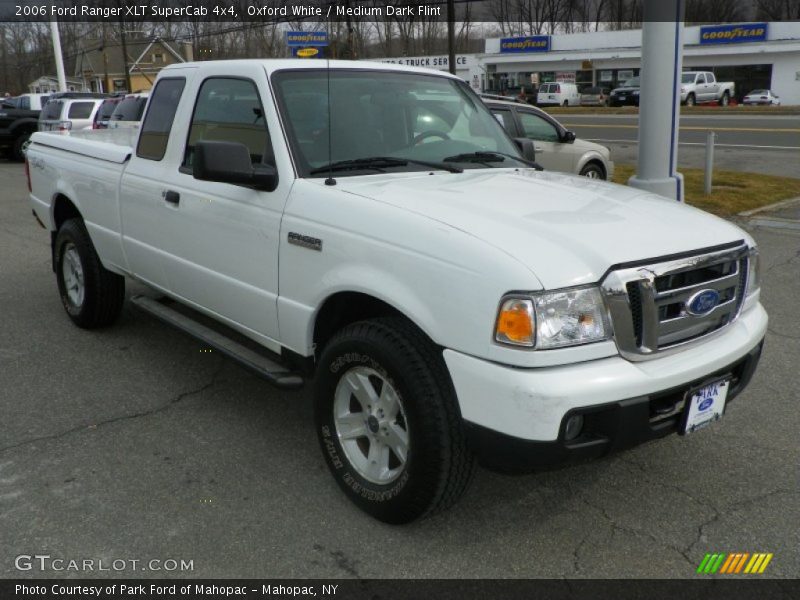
[698,397,714,411]
[686,289,720,316]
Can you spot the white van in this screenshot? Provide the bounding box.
[537,82,581,107]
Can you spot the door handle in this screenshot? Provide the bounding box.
[163,190,180,205]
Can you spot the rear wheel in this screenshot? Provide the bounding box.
[55,218,125,328]
[720,92,730,107]
[563,100,569,107]
[314,318,475,524]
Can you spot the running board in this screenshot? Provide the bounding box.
[130,295,304,390]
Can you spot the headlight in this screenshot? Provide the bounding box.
[495,286,611,349]
[632,90,640,95]
[746,248,760,296]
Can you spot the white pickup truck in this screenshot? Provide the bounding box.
[680,71,736,106]
[26,60,766,524]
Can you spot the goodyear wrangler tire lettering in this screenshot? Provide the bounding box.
[313,317,475,524]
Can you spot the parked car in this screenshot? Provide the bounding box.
[27,60,766,524]
[485,99,613,179]
[39,97,106,133]
[680,71,735,106]
[0,96,40,160]
[478,92,527,104]
[580,86,610,107]
[108,92,149,130]
[537,82,580,107]
[93,97,123,129]
[609,77,640,106]
[6,93,50,111]
[742,89,781,106]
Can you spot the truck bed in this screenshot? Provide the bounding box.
[29,128,136,163]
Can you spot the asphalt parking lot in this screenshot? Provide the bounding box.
[1,160,798,579]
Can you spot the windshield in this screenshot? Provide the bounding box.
[749,90,768,95]
[271,69,527,177]
[623,77,640,87]
[681,74,697,84]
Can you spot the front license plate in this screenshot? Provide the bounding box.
[618,95,626,100]
[681,378,730,435]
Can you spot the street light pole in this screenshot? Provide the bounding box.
[50,21,67,92]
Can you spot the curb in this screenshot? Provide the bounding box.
[738,196,800,217]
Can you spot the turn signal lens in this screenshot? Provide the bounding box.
[495,298,534,346]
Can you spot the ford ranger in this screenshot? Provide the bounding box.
[26,60,766,524]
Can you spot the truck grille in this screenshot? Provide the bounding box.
[602,242,750,361]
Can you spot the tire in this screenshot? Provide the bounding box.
[55,218,125,329]
[12,129,33,161]
[563,100,569,107]
[579,162,606,180]
[314,317,475,524]
[685,93,696,107]
[721,92,730,107]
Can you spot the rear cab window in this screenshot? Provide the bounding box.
[137,78,186,161]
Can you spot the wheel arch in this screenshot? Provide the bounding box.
[50,194,83,272]
[312,291,436,359]
[577,154,608,179]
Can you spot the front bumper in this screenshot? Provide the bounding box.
[444,303,767,470]
[609,95,639,106]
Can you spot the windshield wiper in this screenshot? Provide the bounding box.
[444,151,542,170]
[309,156,462,176]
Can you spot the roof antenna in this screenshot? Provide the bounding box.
[324,49,336,186]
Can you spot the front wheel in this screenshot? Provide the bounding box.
[55,218,125,328]
[314,318,475,524]
[685,93,696,107]
[579,162,606,180]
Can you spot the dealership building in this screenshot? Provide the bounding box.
[368,23,800,104]
[478,21,800,104]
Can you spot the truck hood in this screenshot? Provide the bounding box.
[326,169,749,289]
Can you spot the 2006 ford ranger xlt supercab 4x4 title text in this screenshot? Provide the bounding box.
[26,60,767,524]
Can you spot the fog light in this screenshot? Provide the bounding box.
[564,415,584,441]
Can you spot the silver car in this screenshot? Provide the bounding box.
[484,99,614,179]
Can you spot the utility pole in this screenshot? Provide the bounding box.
[447,0,456,75]
[50,21,67,92]
[119,24,132,92]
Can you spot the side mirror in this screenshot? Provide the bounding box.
[562,130,576,143]
[513,138,536,162]
[193,140,278,192]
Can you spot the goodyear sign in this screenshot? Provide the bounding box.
[700,23,768,45]
[286,31,329,47]
[291,46,324,59]
[499,35,551,54]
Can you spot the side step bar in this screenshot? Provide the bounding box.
[130,295,304,390]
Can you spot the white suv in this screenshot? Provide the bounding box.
[38,97,106,133]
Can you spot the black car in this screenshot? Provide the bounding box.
[0,98,40,161]
[608,77,640,107]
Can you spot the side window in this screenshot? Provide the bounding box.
[183,77,273,169]
[137,78,186,161]
[20,96,30,110]
[706,73,715,83]
[697,74,706,84]
[518,111,560,143]
[490,109,515,134]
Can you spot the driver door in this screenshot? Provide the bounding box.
[515,109,575,174]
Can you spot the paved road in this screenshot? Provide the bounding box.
[557,113,800,178]
[1,163,798,579]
